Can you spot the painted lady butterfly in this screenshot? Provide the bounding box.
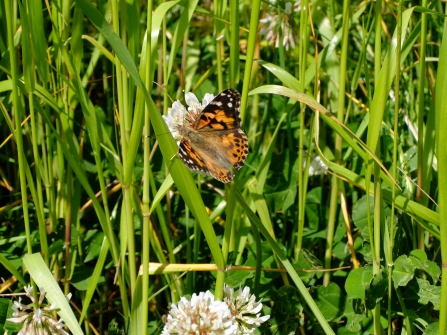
[175,89,249,183]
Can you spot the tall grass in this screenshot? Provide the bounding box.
[1,0,446,333]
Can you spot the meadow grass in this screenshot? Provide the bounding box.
[1,0,447,334]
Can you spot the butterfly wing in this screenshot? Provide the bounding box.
[193,89,242,131]
[179,89,249,183]
[207,164,235,183]
[178,140,210,174]
[180,139,235,182]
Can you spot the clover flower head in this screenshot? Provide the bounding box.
[224,284,270,334]
[304,155,328,176]
[24,285,33,297]
[163,92,215,141]
[259,1,300,50]
[8,286,70,335]
[161,290,237,334]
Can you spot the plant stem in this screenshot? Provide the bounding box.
[240,0,261,122]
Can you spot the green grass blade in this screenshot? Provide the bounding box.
[434,10,447,333]
[247,180,274,237]
[34,102,118,257]
[250,85,396,184]
[23,253,84,335]
[81,35,114,62]
[17,1,33,93]
[0,254,26,285]
[167,0,199,81]
[27,0,48,83]
[149,1,181,79]
[79,237,109,324]
[255,112,287,190]
[129,275,144,335]
[76,0,225,269]
[236,192,335,335]
[256,59,301,90]
[149,174,174,215]
[304,4,367,87]
[229,0,240,86]
[366,7,415,155]
[317,154,440,232]
[239,0,261,122]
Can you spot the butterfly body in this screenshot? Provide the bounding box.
[177,89,249,183]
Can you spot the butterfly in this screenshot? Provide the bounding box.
[176,89,249,183]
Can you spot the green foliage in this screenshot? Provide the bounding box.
[345,266,373,299]
[313,283,343,321]
[2,299,22,333]
[1,0,447,333]
[364,271,388,310]
[270,285,304,332]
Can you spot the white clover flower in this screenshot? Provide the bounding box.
[162,290,237,334]
[185,92,215,115]
[259,1,300,50]
[163,92,215,142]
[23,285,33,297]
[163,100,187,141]
[8,286,70,335]
[224,285,270,334]
[304,155,328,176]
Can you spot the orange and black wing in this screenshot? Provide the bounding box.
[193,89,242,131]
[178,140,209,174]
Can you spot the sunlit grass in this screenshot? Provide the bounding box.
[0,0,446,334]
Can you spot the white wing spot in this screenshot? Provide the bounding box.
[227,102,233,108]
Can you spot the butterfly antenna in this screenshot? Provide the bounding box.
[153,81,174,103]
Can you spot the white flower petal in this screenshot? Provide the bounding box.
[223,284,270,333]
[7,314,30,323]
[162,290,237,334]
[202,93,215,106]
[24,285,33,297]
[185,92,200,107]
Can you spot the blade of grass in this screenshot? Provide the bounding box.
[365,7,415,157]
[255,112,287,190]
[23,253,84,335]
[141,1,154,331]
[388,0,403,332]
[315,150,440,234]
[249,85,397,186]
[323,0,350,286]
[229,0,240,86]
[304,4,367,87]
[434,8,447,333]
[239,0,261,122]
[236,191,335,335]
[75,0,225,271]
[415,0,430,255]
[167,0,199,82]
[214,0,224,91]
[364,11,414,332]
[5,0,34,261]
[79,237,109,324]
[0,254,26,286]
[256,59,301,90]
[18,0,49,264]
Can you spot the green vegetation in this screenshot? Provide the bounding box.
[0,0,446,333]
